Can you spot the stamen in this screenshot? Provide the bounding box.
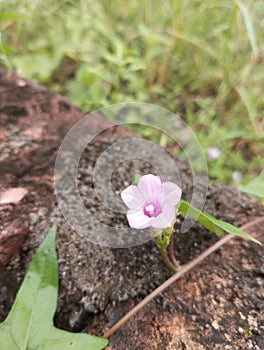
[145,204,155,216]
[144,202,161,218]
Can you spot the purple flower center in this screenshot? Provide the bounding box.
[143,202,162,218]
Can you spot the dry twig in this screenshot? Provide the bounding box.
[103,217,263,339]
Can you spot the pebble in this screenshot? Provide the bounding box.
[224,333,231,341]
[238,327,244,334]
[239,311,246,320]
[212,320,220,330]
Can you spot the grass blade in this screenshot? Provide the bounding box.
[236,1,258,56]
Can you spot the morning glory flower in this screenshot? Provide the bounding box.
[207,147,222,160]
[121,174,182,229]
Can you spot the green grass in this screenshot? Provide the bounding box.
[0,0,263,186]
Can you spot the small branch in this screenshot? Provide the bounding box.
[103,233,233,339]
[103,217,263,339]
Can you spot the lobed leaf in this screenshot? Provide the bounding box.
[0,226,108,350]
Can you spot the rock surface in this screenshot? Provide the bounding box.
[0,68,263,349]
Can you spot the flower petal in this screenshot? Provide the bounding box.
[126,209,152,229]
[121,184,146,210]
[150,205,177,228]
[138,174,163,202]
[162,181,182,207]
[121,174,182,230]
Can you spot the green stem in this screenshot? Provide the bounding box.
[158,246,181,273]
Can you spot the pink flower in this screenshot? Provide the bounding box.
[207,147,222,160]
[121,174,182,229]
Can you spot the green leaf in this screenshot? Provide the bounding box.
[0,12,29,21]
[133,173,142,184]
[240,170,264,198]
[236,86,257,127]
[0,226,108,350]
[178,200,261,245]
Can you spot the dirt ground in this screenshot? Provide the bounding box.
[0,68,263,349]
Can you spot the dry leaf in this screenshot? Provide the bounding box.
[0,188,28,205]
